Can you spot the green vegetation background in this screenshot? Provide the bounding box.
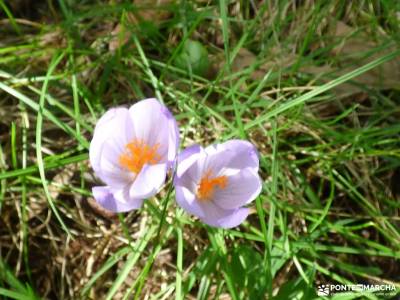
[0,0,399,299]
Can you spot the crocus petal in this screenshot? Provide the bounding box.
[98,137,134,188]
[163,104,180,165]
[175,185,206,219]
[176,186,249,228]
[129,163,167,199]
[196,198,250,229]
[90,107,129,174]
[174,152,205,193]
[128,98,179,165]
[176,144,202,178]
[92,186,143,212]
[213,168,262,210]
[197,146,236,176]
[175,184,250,229]
[174,145,204,194]
[206,207,250,229]
[218,140,259,172]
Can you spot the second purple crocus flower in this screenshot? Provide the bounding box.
[174,140,262,228]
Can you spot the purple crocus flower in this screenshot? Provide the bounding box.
[90,98,179,212]
[174,140,262,228]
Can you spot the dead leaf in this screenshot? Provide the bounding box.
[302,20,400,97]
[213,47,296,81]
[221,21,400,98]
[109,0,174,52]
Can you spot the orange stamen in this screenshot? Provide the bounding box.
[197,170,227,201]
[119,139,161,173]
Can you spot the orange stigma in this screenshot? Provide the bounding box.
[197,170,227,201]
[119,139,161,173]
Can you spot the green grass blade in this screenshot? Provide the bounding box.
[35,52,71,237]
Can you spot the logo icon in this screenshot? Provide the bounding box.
[317,285,330,296]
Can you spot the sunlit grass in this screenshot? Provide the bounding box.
[0,0,400,299]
